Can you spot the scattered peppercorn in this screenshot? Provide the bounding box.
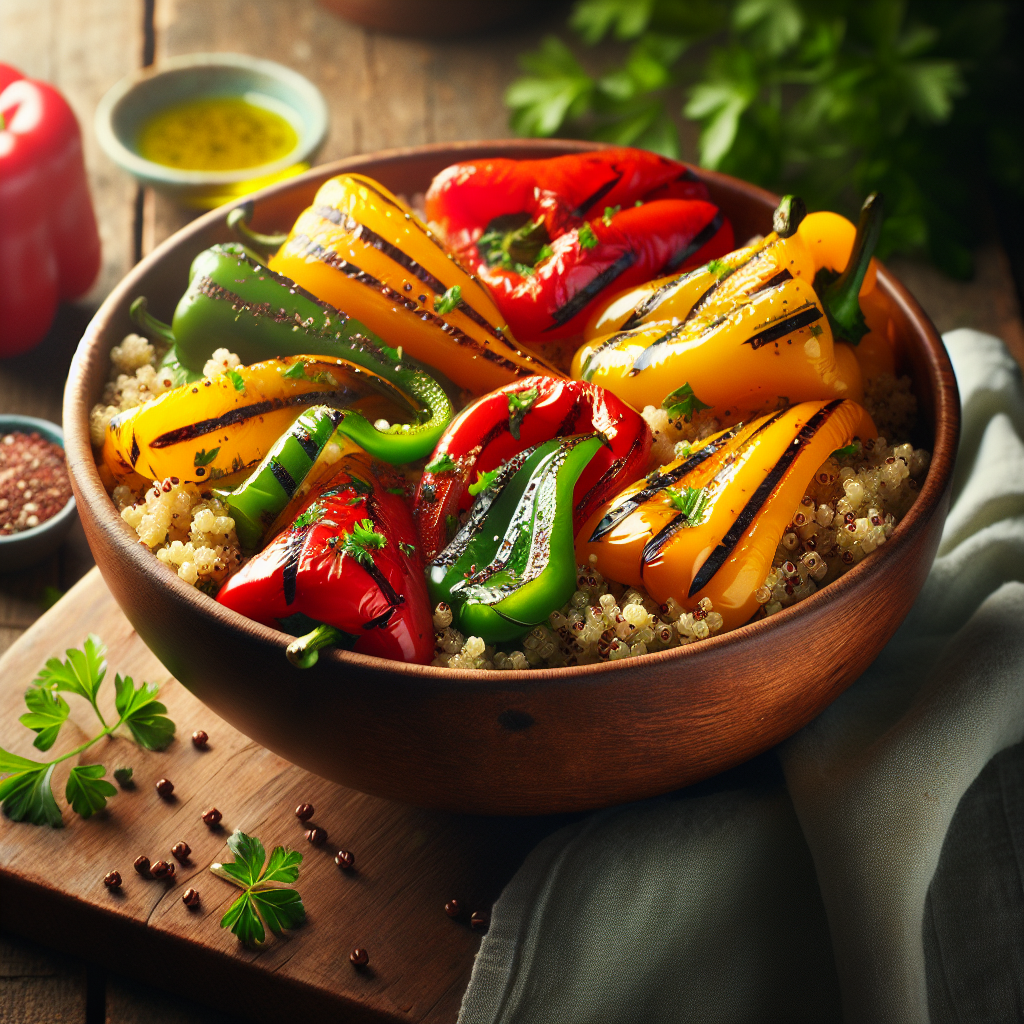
[103,870,122,889]
[155,778,174,797]
[202,807,222,826]
[305,827,327,846]
[171,841,191,863]
[182,888,201,907]
[151,860,175,879]
[191,729,209,749]
[133,855,151,876]
[470,911,490,932]
[445,899,461,918]
[295,802,314,821]
[334,850,355,870]
[350,948,369,966]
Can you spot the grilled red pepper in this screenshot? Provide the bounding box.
[216,451,433,665]
[0,64,100,355]
[425,148,733,342]
[413,376,651,561]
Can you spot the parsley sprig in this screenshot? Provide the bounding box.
[340,519,388,567]
[0,636,175,827]
[211,831,305,946]
[662,382,712,422]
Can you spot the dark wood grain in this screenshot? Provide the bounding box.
[0,569,573,1023]
[61,143,959,816]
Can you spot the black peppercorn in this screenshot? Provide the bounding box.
[445,899,461,918]
[334,849,355,870]
[470,911,490,932]
[295,802,314,822]
[104,870,122,889]
[182,888,200,907]
[202,807,222,826]
[155,778,174,798]
[350,948,369,966]
[133,855,151,876]
[151,859,175,879]
[171,841,191,863]
[305,826,327,846]
[191,730,209,749]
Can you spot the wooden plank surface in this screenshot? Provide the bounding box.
[0,569,573,1023]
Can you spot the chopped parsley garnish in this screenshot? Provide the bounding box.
[832,442,861,460]
[535,243,554,263]
[602,205,621,226]
[226,369,246,393]
[706,258,731,280]
[340,519,387,567]
[468,467,502,496]
[281,361,310,380]
[425,453,458,475]
[578,222,599,249]
[211,831,305,946]
[194,447,220,467]
[809,324,824,338]
[399,541,417,558]
[433,285,462,316]
[664,486,711,526]
[507,386,540,440]
[662,382,712,423]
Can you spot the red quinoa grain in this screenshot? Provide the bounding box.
[0,432,72,535]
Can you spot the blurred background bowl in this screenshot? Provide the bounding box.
[0,415,77,572]
[94,52,328,209]
[63,141,960,815]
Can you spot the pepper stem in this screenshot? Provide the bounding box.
[227,202,288,251]
[286,623,348,669]
[820,191,884,345]
[772,195,806,238]
[129,296,176,345]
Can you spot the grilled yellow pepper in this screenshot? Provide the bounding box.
[265,174,562,395]
[571,195,885,421]
[103,354,412,484]
[576,399,877,631]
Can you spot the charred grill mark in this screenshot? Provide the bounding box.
[292,234,536,374]
[687,401,842,597]
[620,269,701,331]
[150,388,357,448]
[659,212,724,276]
[572,169,624,218]
[294,424,321,462]
[642,513,690,565]
[362,559,404,609]
[580,328,647,379]
[129,433,140,467]
[629,320,703,373]
[545,250,638,330]
[577,431,642,517]
[281,532,305,605]
[750,267,792,295]
[270,459,298,497]
[362,607,395,629]
[553,395,584,437]
[743,303,823,350]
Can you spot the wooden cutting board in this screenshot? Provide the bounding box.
[0,568,574,1023]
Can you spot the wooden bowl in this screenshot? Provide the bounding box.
[63,141,959,815]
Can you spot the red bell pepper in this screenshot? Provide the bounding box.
[217,454,434,665]
[425,148,733,342]
[0,64,101,356]
[413,376,651,561]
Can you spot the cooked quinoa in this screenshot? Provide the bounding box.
[93,331,930,667]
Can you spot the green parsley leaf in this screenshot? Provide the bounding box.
[399,541,417,558]
[114,674,175,751]
[281,361,310,380]
[425,453,458,475]
[40,585,64,610]
[468,467,502,496]
[535,243,554,263]
[340,519,388,567]
[508,386,540,440]
[194,447,220,468]
[32,634,106,705]
[386,487,406,496]
[348,475,374,495]
[577,222,600,249]
[705,258,732,280]
[226,369,246,393]
[113,765,134,786]
[831,442,861,461]
[809,323,824,338]
[664,485,711,525]
[19,687,70,752]
[211,831,305,946]
[0,755,62,827]
[662,382,712,422]
[602,205,621,226]
[65,765,117,819]
[433,285,462,316]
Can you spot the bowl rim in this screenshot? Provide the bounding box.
[93,51,329,187]
[64,139,960,690]
[0,414,78,546]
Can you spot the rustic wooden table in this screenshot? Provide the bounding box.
[1,1,1022,1021]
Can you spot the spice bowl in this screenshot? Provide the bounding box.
[94,52,328,209]
[0,415,78,572]
[63,141,959,815]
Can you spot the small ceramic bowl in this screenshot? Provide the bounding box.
[94,52,329,209]
[0,415,78,573]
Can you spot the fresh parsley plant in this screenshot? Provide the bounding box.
[0,636,175,827]
[211,831,306,945]
[662,382,713,422]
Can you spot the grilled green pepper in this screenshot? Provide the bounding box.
[130,243,453,462]
[427,433,603,643]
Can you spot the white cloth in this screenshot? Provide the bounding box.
[459,330,1024,1024]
